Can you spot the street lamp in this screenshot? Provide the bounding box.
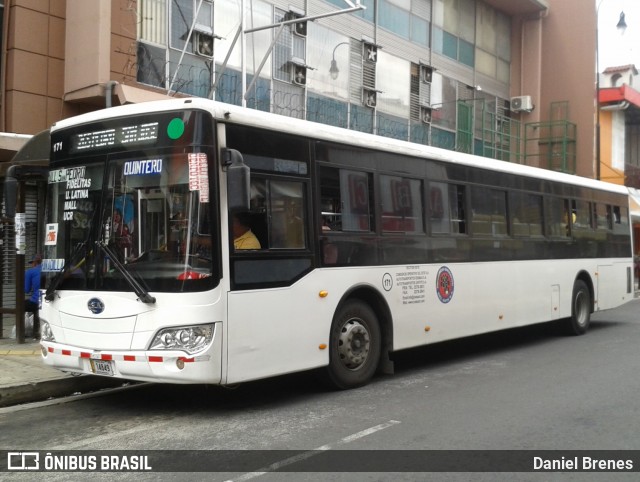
[329,42,349,80]
[596,4,628,180]
[617,11,628,32]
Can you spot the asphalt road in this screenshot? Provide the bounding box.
[2,299,640,481]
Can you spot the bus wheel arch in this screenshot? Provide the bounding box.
[563,272,593,336]
[325,286,393,389]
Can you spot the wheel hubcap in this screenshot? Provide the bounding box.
[337,318,370,370]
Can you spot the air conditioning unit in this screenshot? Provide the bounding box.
[420,106,432,124]
[292,65,307,86]
[294,21,307,37]
[510,95,534,113]
[420,64,433,84]
[363,88,377,108]
[284,11,307,37]
[195,32,214,57]
[363,42,378,63]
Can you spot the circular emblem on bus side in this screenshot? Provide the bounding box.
[436,266,454,304]
[382,273,393,291]
[88,298,105,315]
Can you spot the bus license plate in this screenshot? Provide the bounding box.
[90,359,115,376]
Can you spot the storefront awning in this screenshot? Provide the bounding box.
[9,129,50,165]
[0,133,31,169]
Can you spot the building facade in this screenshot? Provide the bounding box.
[0,0,620,306]
[1,0,602,173]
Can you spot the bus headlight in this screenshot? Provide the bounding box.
[41,321,55,342]
[149,324,215,355]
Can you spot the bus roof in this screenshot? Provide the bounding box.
[51,97,627,196]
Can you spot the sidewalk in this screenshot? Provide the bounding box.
[0,315,126,408]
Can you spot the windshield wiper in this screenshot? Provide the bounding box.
[96,240,156,304]
[44,240,89,301]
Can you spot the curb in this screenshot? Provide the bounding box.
[0,349,41,356]
[0,376,132,408]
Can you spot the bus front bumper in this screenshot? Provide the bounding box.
[40,341,222,384]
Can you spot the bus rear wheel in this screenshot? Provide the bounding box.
[563,279,591,336]
[325,300,381,390]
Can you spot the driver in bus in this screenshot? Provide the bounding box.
[233,212,261,250]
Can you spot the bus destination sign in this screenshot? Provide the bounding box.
[71,122,159,153]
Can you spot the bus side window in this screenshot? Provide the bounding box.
[510,192,544,237]
[545,197,570,237]
[470,187,507,237]
[319,167,342,232]
[613,205,629,235]
[269,180,306,249]
[594,203,611,231]
[572,199,592,230]
[319,166,373,233]
[229,178,267,251]
[430,182,467,235]
[380,175,424,233]
[242,177,307,250]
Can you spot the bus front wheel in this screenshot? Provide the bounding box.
[563,279,591,336]
[325,300,381,390]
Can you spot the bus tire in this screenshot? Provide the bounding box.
[563,279,591,336]
[325,300,381,390]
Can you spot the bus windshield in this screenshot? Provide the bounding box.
[43,150,216,294]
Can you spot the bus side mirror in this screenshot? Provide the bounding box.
[223,148,250,211]
[3,175,17,218]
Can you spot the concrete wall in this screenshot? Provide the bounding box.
[2,0,66,134]
[64,0,111,98]
[539,1,596,179]
[511,1,597,177]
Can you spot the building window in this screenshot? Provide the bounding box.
[306,24,350,102]
[430,72,457,131]
[138,0,168,46]
[377,51,410,118]
[170,0,214,53]
[611,73,623,87]
[432,0,476,68]
[136,0,215,96]
[379,0,411,39]
[325,0,374,23]
[475,4,510,83]
[432,0,510,83]
[273,8,307,84]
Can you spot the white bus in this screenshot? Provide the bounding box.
[38,98,633,389]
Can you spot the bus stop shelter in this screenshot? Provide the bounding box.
[1,129,49,343]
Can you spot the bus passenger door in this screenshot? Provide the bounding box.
[137,189,169,254]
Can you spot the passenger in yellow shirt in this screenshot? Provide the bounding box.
[232,212,261,250]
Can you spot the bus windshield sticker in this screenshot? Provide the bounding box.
[188,153,209,203]
[123,159,163,176]
[44,223,58,246]
[49,166,88,184]
[436,266,454,304]
[53,166,92,221]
